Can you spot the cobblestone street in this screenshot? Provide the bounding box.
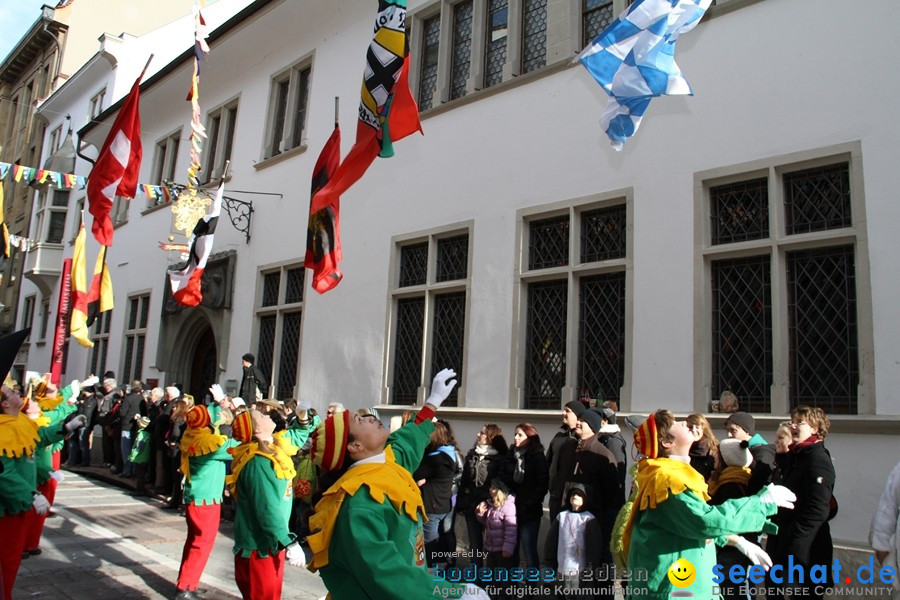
[14,470,327,600]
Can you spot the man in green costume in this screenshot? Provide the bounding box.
[623,410,796,600]
[307,369,489,600]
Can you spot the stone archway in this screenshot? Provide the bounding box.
[189,326,217,402]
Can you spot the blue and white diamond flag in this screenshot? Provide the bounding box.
[579,0,712,150]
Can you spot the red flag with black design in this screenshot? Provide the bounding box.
[305,126,342,294]
[309,1,422,214]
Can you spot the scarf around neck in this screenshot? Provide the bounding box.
[708,465,751,497]
[622,457,711,557]
[227,440,296,498]
[0,413,40,458]
[179,427,227,483]
[307,445,424,572]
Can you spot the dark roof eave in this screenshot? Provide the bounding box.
[78,0,275,141]
[0,19,68,84]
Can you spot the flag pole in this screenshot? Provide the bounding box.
[140,54,154,81]
[220,159,230,185]
[334,96,339,129]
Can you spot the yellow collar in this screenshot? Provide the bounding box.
[307,445,424,571]
[622,458,711,557]
[0,413,41,458]
[37,394,64,411]
[708,465,751,497]
[226,441,296,498]
[179,427,227,482]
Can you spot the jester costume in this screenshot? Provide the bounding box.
[228,411,296,600]
[176,405,240,594]
[623,457,778,599]
[307,409,465,600]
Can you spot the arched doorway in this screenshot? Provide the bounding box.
[189,327,217,403]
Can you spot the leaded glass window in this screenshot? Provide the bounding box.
[578,272,626,404]
[581,205,626,262]
[393,297,425,404]
[262,272,280,307]
[285,267,304,304]
[524,281,568,409]
[710,178,769,245]
[431,292,466,406]
[451,1,474,100]
[522,0,547,74]
[784,163,851,235]
[583,0,613,47]
[529,215,569,270]
[437,234,469,282]
[391,230,470,405]
[399,242,428,287]
[255,264,306,400]
[711,256,772,413]
[485,0,508,88]
[419,15,441,110]
[787,246,857,414]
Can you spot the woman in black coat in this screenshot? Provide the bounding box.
[413,420,459,567]
[504,422,549,570]
[457,423,508,567]
[766,405,836,600]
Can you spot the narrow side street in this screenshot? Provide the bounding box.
[14,471,328,600]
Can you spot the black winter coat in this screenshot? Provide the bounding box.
[546,427,578,518]
[502,442,549,523]
[567,435,621,516]
[457,446,505,512]
[413,448,458,515]
[767,440,835,568]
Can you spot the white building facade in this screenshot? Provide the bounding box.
[19,0,900,552]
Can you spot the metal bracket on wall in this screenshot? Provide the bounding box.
[165,183,283,244]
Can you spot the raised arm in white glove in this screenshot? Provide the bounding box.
[285,541,306,567]
[49,470,65,483]
[425,368,458,409]
[65,414,88,433]
[68,375,100,402]
[760,483,797,509]
[209,383,225,403]
[460,584,492,600]
[32,492,51,515]
[726,535,773,570]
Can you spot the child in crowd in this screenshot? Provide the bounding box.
[129,416,153,496]
[544,484,602,592]
[476,479,517,600]
[476,479,517,568]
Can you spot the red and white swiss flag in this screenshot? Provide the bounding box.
[86,76,143,246]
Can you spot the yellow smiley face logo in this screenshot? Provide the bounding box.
[667,558,696,588]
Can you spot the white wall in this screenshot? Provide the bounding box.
[22,0,900,546]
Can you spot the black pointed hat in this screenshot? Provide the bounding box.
[0,329,30,386]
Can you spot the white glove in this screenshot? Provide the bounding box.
[760,483,797,509]
[25,371,42,389]
[81,375,100,388]
[50,470,65,483]
[285,541,306,567]
[65,414,88,432]
[728,535,773,570]
[425,368,458,408]
[32,493,51,515]
[460,584,492,600]
[209,383,225,403]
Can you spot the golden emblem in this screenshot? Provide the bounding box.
[171,187,211,237]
